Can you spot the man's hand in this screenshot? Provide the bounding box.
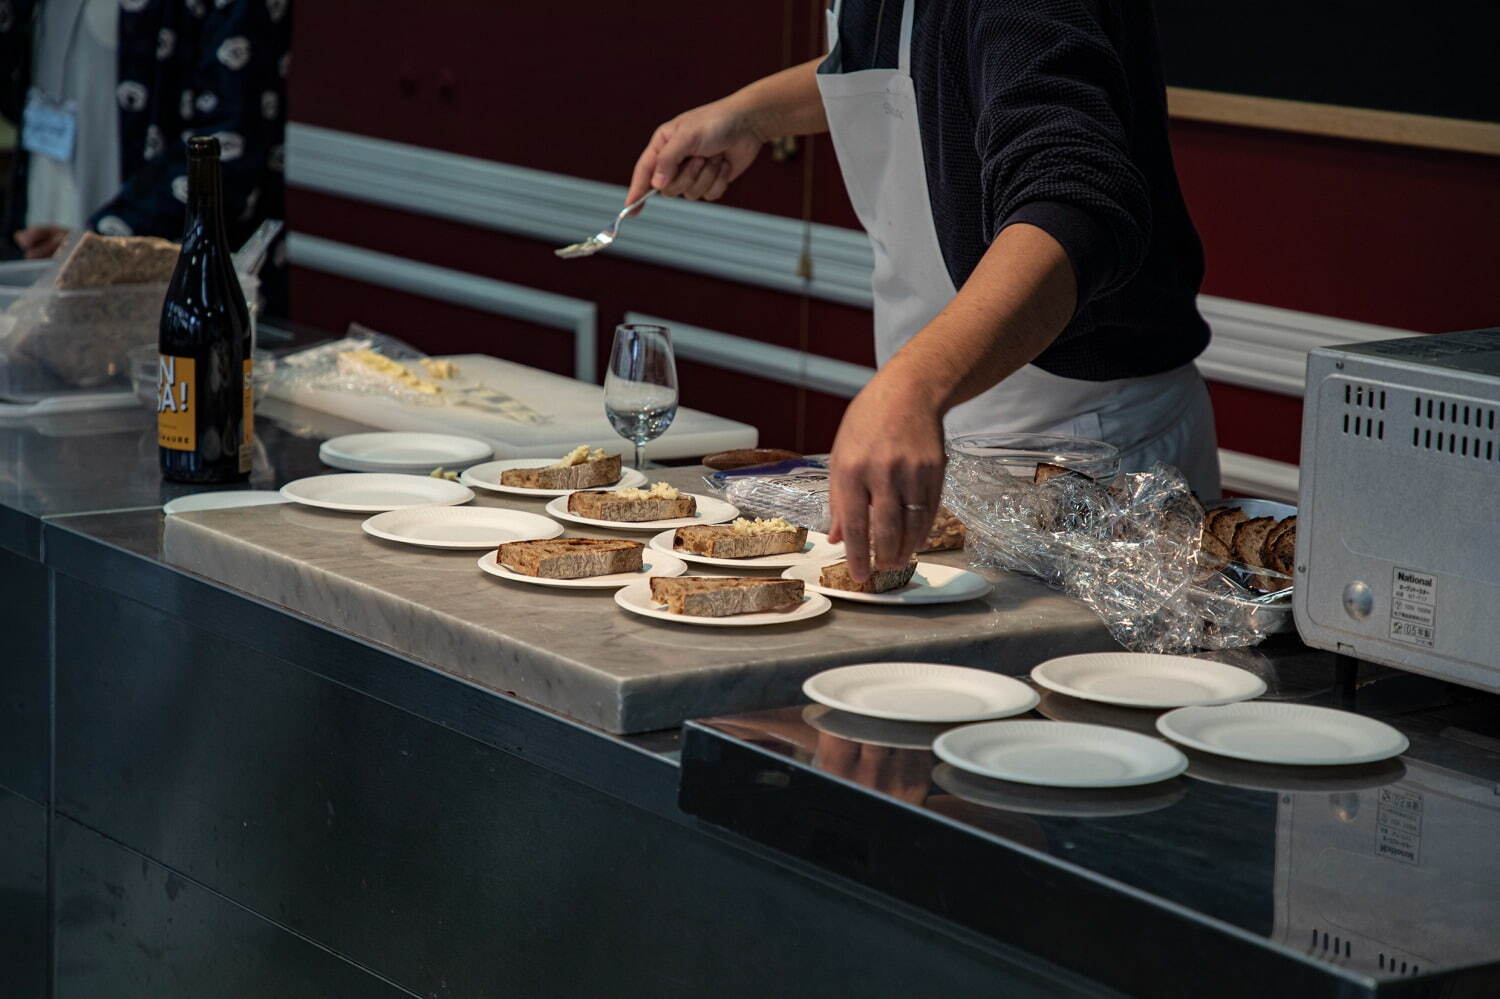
[827,376,946,583]
[625,97,765,211]
[15,225,69,259]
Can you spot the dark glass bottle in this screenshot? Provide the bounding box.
[158,136,253,483]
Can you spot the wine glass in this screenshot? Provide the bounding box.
[604,323,678,470]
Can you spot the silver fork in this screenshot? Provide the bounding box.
[554,190,656,259]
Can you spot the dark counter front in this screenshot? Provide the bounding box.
[680,668,1500,998]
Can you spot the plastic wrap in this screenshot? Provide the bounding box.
[705,459,833,529]
[944,454,1269,652]
[267,323,548,423]
[0,231,259,398]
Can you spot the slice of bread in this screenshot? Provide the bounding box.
[648,577,804,616]
[1231,517,1277,570]
[1206,507,1249,547]
[919,506,966,553]
[673,524,808,558]
[567,491,696,522]
[1034,462,1084,484]
[819,559,918,594]
[497,538,643,578]
[1266,525,1297,577]
[1196,531,1231,583]
[501,454,622,490]
[55,232,181,289]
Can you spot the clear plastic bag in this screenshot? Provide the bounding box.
[944,455,1268,652]
[707,459,834,529]
[268,322,547,423]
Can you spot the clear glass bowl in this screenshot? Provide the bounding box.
[945,432,1121,481]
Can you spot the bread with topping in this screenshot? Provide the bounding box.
[567,484,696,522]
[501,451,622,490]
[673,520,807,558]
[648,576,804,616]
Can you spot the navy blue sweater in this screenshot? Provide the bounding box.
[833,0,1209,380]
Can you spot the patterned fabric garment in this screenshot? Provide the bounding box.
[0,0,291,306]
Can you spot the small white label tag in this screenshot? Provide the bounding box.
[1389,567,1436,648]
[21,88,77,162]
[1376,787,1422,865]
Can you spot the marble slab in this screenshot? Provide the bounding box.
[163,467,1118,733]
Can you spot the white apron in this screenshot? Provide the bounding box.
[815,0,1221,497]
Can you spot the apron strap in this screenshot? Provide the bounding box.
[826,0,843,49]
[897,0,915,75]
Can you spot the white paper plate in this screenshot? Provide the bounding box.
[933,720,1188,788]
[1156,703,1409,766]
[931,763,1187,818]
[362,506,562,550]
[800,705,950,751]
[163,490,288,515]
[613,577,831,627]
[648,528,844,569]
[279,473,473,512]
[1030,652,1267,708]
[545,493,739,531]
[319,432,492,473]
[781,561,992,605]
[477,548,687,589]
[460,458,646,497]
[803,662,1038,723]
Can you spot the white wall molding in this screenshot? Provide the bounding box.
[286,123,874,308]
[287,233,597,381]
[286,123,1411,401]
[1195,295,1405,396]
[1218,450,1299,501]
[624,311,873,399]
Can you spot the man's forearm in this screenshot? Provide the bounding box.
[727,58,829,140]
[877,222,1077,412]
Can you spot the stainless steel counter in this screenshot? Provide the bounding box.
[7,396,1499,998]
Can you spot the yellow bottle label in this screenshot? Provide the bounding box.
[157,354,196,451]
[241,357,254,472]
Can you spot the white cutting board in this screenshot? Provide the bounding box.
[263,353,757,460]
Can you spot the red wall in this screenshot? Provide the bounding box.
[285,3,1500,466]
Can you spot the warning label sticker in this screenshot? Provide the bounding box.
[1390,567,1436,649]
[1376,787,1423,865]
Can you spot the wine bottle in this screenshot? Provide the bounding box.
[158,136,253,483]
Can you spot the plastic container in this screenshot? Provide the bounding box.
[944,432,1122,481]
[0,262,257,404]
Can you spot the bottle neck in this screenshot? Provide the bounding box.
[184,155,228,242]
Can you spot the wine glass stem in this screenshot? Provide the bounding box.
[635,441,646,471]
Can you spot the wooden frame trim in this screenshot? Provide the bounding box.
[1167,87,1500,158]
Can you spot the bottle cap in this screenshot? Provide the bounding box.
[187,136,221,159]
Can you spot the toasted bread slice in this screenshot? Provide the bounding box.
[1196,532,1231,583]
[1207,507,1250,547]
[497,538,643,578]
[819,559,918,594]
[567,490,696,522]
[648,576,804,616]
[501,454,622,490]
[1266,525,1297,578]
[673,524,808,559]
[1231,517,1276,570]
[1261,517,1297,570]
[1034,462,1085,484]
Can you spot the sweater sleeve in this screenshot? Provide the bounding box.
[963,0,1150,306]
